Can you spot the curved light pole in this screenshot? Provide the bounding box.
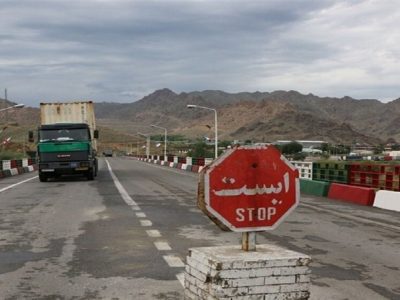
[187,104,218,159]
[0,103,24,112]
[151,124,167,160]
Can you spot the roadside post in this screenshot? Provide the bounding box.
[185,145,312,299]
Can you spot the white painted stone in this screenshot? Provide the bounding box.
[264,275,296,285]
[184,244,311,299]
[187,265,209,282]
[280,283,311,293]
[264,291,310,300]
[224,277,265,288]
[186,256,213,276]
[278,266,310,276]
[176,272,185,287]
[189,244,310,270]
[248,284,280,294]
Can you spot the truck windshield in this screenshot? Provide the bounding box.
[39,128,90,142]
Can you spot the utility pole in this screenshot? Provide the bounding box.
[4,88,7,100]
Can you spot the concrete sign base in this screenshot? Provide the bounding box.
[184,244,311,299]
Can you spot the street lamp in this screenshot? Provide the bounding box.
[187,104,218,159]
[137,132,150,159]
[151,124,167,160]
[0,103,25,112]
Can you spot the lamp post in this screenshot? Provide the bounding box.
[187,104,218,159]
[0,103,24,152]
[151,124,167,160]
[137,132,150,159]
[0,103,25,112]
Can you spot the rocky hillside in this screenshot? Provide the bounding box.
[94,89,399,144]
[2,90,400,145]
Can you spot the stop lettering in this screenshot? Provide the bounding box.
[204,145,299,232]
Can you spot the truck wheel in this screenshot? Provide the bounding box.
[87,168,94,180]
[39,173,47,182]
[94,159,98,177]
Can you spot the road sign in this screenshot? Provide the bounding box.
[202,145,299,232]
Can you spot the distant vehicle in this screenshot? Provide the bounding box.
[103,149,113,157]
[29,101,99,182]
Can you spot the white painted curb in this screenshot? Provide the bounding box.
[374,190,400,212]
[10,168,19,176]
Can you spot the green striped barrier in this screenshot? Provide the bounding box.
[300,179,331,197]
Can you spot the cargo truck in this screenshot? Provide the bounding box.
[29,101,99,182]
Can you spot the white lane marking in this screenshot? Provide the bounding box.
[0,176,38,193]
[176,272,185,287]
[154,241,172,251]
[140,220,152,227]
[136,212,146,218]
[146,230,162,238]
[105,159,138,206]
[163,255,185,268]
[107,158,187,278]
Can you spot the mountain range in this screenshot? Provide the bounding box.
[2,89,400,145]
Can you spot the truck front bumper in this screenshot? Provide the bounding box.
[39,161,94,174]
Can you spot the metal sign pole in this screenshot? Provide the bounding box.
[242,232,256,251]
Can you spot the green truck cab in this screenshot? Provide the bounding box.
[30,101,99,182]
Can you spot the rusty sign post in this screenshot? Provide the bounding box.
[198,145,300,251]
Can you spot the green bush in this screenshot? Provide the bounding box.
[0,151,26,160]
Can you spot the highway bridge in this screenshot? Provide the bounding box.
[0,157,399,299]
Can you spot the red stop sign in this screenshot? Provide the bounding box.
[204,145,299,232]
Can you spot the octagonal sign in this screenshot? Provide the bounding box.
[204,145,300,232]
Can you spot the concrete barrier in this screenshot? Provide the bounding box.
[0,159,37,180]
[373,190,400,212]
[328,183,375,206]
[2,169,12,177]
[10,168,19,176]
[2,160,11,170]
[22,158,29,167]
[300,179,330,197]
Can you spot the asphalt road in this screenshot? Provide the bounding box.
[0,157,399,299]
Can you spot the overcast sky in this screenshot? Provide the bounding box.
[1,0,399,107]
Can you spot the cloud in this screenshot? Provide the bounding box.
[0,0,399,106]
